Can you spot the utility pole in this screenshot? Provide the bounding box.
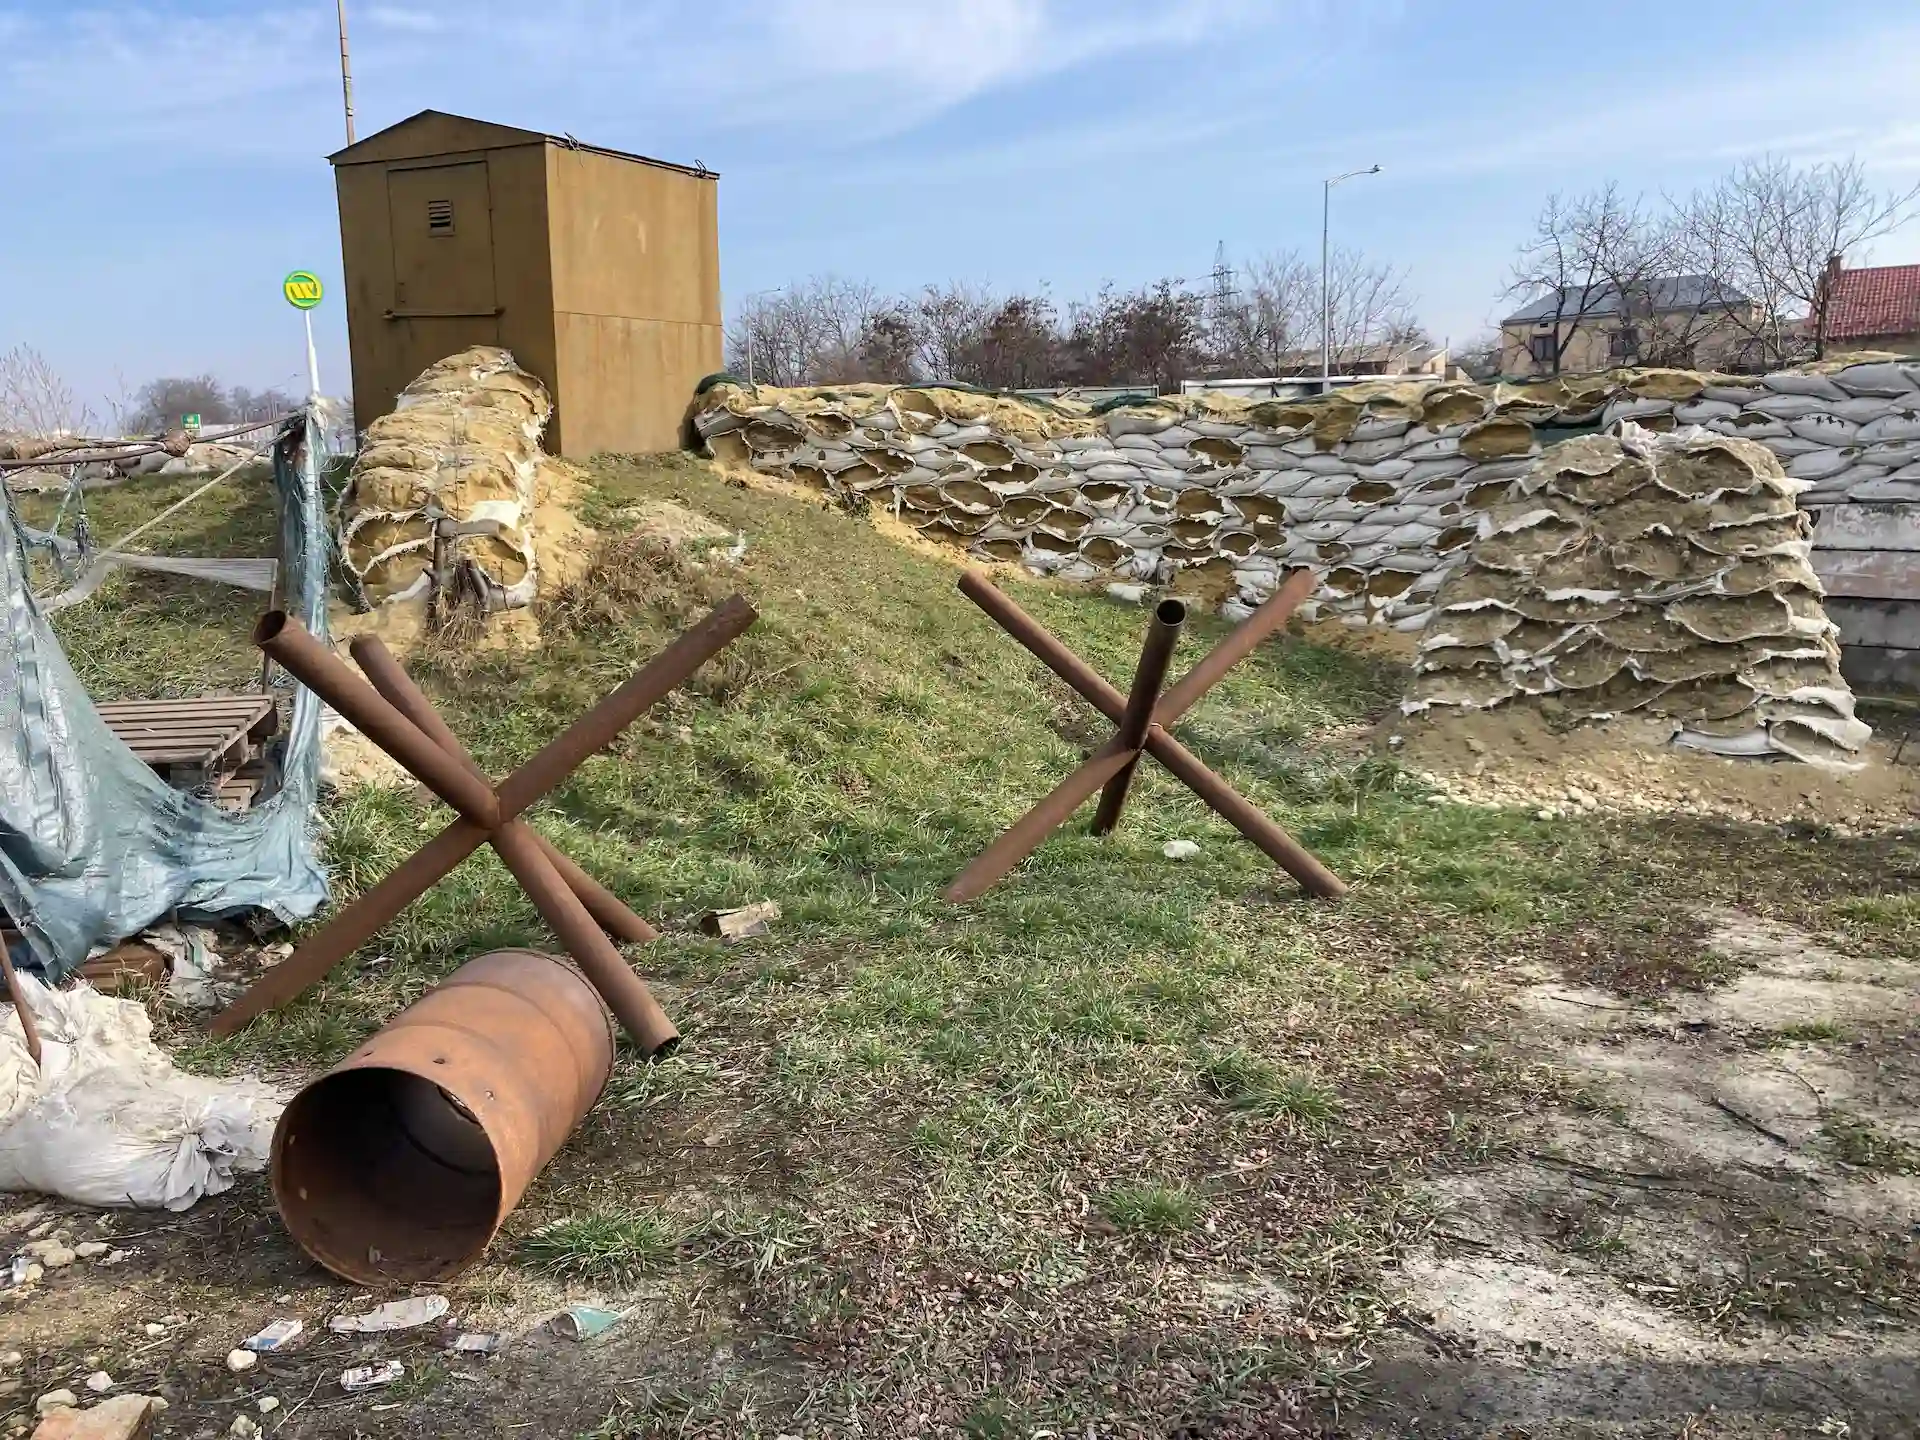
[337,0,357,145]
[1321,164,1381,390]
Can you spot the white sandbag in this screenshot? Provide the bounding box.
[0,977,280,1211]
[1858,412,1920,443]
[1832,363,1920,398]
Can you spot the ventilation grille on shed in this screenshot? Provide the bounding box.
[427,199,455,236]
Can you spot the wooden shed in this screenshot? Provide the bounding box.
[329,110,721,457]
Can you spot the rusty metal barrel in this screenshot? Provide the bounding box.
[272,948,613,1285]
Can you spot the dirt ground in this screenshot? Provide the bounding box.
[1393,705,1920,835]
[1362,908,1920,1437]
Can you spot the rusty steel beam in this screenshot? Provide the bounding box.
[497,596,757,819]
[489,822,678,1056]
[951,572,1347,901]
[253,612,501,828]
[273,948,614,1283]
[212,597,757,1040]
[1154,568,1315,726]
[944,738,1138,902]
[351,635,659,945]
[0,945,42,1068]
[211,817,490,1035]
[1091,598,1185,836]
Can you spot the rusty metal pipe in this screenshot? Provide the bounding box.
[1155,568,1315,726]
[252,612,500,829]
[489,822,679,1057]
[350,636,659,945]
[1143,723,1347,898]
[272,948,613,1284]
[210,817,488,1036]
[496,595,757,818]
[1091,598,1185,836]
[957,573,1346,900]
[0,946,42,1068]
[945,739,1138,902]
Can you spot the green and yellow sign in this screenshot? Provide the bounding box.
[282,270,324,309]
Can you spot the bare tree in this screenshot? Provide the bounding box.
[1323,246,1425,371]
[725,276,886,386]
[1453,330,1502,381]
[1507,186,1669,375]
[1209,251,1317,375]
[0,345,95,437]
[1065,279,1207,390]
[964,294,1062,390]
[851,304,921,382]
[910,282,994,383]
[1675,156,1920,365]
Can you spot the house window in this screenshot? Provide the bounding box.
[1609,328,1637,361]
[1528,332,1556,365]
[427,199,455,236]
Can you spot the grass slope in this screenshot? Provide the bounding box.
[20,457,1920,1437]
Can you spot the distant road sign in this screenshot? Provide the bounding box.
[182,413,201,431]
[283,271,324,309]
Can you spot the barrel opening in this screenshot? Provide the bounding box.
[275,1067,502,1283]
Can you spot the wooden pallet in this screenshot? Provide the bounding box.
[97,695,278,804]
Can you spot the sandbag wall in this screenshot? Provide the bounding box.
[691,361,1920,643]
[340,346,554,611]
[1408,428,1869,767]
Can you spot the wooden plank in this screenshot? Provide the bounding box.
[1808,502,1920,552]
[1812,549,1920,601]
[96,698,272,719]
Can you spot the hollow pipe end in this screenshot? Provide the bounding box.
[252,609,292,647]
[1154,598,1188,626]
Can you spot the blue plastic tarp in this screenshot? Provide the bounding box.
[0,413,331,980]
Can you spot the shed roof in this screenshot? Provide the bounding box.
[327,109,716,179]
[1503,274,1748,325]
[1824,263,1920,341]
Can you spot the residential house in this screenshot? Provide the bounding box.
[1818,259,1920,355]
[1499,275,1756,378]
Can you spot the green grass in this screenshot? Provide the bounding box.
[1098,1183,1202,1236]
[1824,1113,1920,1174]
[50,452,1920,1434]
[523,1207,683,1285]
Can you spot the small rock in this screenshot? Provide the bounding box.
[1535,808,1557,821]
[98,1250,129,1267]
[39,1246,77,1270]
[1465,738,1486,756]
[224,1349,257,1374]
[17,1264,41,1286]
[256,1398,279,1415]
[25,1222,51,1240]
[229,1416,259,1438]
[142,1324,166,1338]
[73,1243,109,1260]
[84,1372,112,1393]
[34,1390,77,1416]
[1162,839,1202,861]
[1,1351,19,1366]
[156,1316,184,1327]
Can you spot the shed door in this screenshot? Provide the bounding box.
[385,162,499,379]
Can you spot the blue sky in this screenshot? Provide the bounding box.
[4,0,1919,411]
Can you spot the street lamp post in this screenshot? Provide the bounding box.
[1321,164,1381,390]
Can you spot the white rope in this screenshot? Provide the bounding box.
[97,444,270,559]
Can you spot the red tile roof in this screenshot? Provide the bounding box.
[1825,263,1920,341]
